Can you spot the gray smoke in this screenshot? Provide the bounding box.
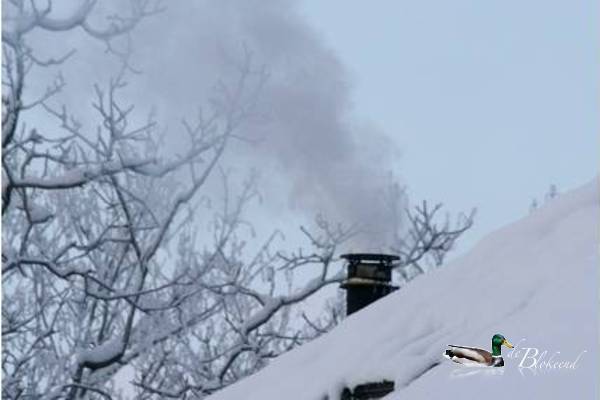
[25,0,406,248]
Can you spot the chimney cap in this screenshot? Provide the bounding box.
[340,253,400,264]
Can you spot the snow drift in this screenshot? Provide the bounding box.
[208,179,599,400]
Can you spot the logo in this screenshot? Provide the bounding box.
[506,339,586,374]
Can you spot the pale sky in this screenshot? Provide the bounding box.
[299,0,599,252]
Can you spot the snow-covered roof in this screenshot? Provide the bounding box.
[208,179,599,400]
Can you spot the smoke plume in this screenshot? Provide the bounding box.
[26,0,406,248]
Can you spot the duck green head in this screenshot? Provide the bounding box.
[491,334,513,356]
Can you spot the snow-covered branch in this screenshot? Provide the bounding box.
[2,3,274,397]
[393,200,476,280]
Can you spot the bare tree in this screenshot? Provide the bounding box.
[129,206,355,398]
[382,180,475,282]
[2,2,358,399]
[392,200,475,282]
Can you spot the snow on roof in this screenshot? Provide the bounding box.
[209,179,599,400]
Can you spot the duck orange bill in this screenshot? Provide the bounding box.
[502,339,514,348]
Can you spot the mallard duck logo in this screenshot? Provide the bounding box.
[444,334,514,367]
